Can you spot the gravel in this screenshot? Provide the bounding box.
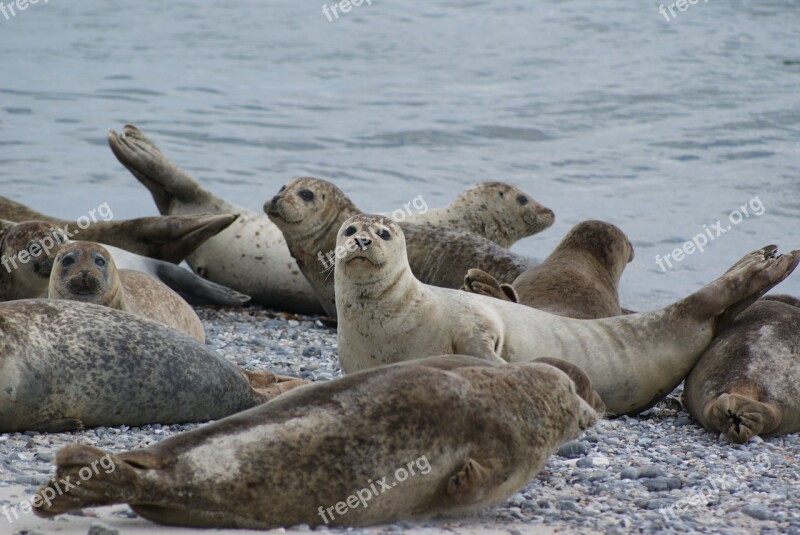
[2,305,799,534]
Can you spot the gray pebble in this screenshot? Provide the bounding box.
[556,440,588,459]
[741,503,773,521]
[87,522,119,535]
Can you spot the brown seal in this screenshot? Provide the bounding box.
[684,295,800,443]
[398,181,555,247]
[0,220,68,301]
[48,241,205,342]
[462,220,634,319]
[0,299,305,432]
[333,214,799,416]
[264,177,534,317]
[0,196,236,264]
[33,355,597,528]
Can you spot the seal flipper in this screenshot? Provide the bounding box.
[34,445,161,517]
[240,369,308,402]
[108,125,216,214]
[446,458,496,505]
[462,269,519,303]
[154,262,250,306]
[704,393,783,443]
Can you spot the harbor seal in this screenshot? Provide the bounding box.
[334,215,799,416]
[399,182,555,247]
[0,220,68,301]
[0,299,305,432]
[684,295,800,443]
[264,177,534,317]
[108,125,323,313]
[462,220,633,319]
[0,195,236,264]
[48,242,205,342]
[1,220,249,306]
[33,355,597,528]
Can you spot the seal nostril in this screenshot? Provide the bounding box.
[356,238,372,250]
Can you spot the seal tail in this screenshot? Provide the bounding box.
[705,393,782,444]
[108,125,215,214]
[155,262,251,306]
[33,445,160,517]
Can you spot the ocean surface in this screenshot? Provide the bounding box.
[1,0,798,309]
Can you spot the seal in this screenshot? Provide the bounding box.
[0,299,305,433]
[0,220,68,301]
[400,181,555,247]
[108,125,324,313]
[0,195,236,264]
[48,242,205,342]
[684,295,800,443]
[1,219,249,306]
[462,220,633,319]
[264,177,534,317]
[333,215,799,416]
[33,355,597,528]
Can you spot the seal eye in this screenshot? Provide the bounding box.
[376,229,391,241]
[94,257,106,267]
[516,195,529,206]
[279,185,286,192]
[61,256,75,267]
[298,190,314,202]
[344,226,357,237]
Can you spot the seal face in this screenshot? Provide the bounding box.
[265,178,534,318]
[684,296,800,443]
[334,214,799,416]
[33,355,597,528]
[403,181,555,247]
[463,220,634,319]
[0,221,68,301]
[49,242,206,342]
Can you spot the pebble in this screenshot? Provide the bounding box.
[556,441,588,459]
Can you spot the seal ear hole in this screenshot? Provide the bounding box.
[516,195,529,206]
[344,226,357,237]
[498,191,505,198]
[298,189,315,202]
[377,229,391,241]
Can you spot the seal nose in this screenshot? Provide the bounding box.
[355,237,372,250]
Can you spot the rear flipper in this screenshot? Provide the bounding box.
[108,125,215,214]
[462,269,519,303]
[155,262,250,306]
[241,369,308,402]
[86,213,237,264]
[704,393,782,444]
[34,445,159,517]
[681,246,800,328]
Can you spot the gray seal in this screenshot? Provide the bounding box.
[333,215,799,416]
[462,220,633,319]
[684,295,800,443]
[264,177,534,317]
[0,299,305,433]
[33,355,597,528]
[49,241,206,342]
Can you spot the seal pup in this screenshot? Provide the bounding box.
[333,215,799,416]
[1,220,249,306]
[34,355,597,528]
[264,177,534,317]
[48,242,205,342]
[399,182,555,247]
[108,125,323,313]
[0,220,68,301]
[462,220,633,319]
[0,196,236,264]
[684,295,800,443]
[0,299,305,432]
